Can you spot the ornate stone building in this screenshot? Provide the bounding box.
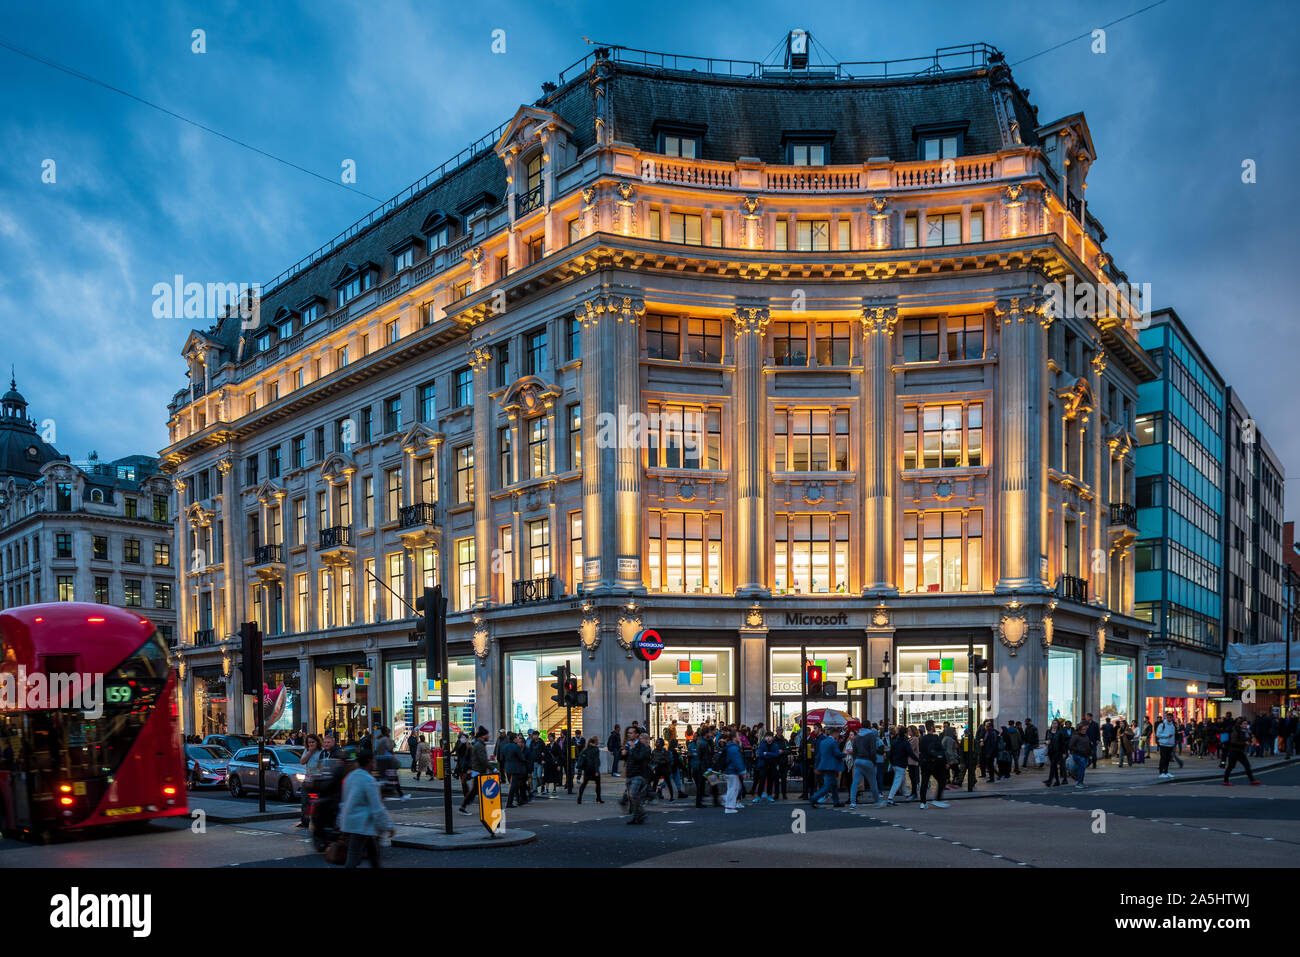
[0,379,177,643]
[162,42,1155,748]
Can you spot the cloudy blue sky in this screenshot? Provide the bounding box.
[0,0,1296,514]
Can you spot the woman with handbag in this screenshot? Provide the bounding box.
[1043,719,1065,786]
[413,735,431,781]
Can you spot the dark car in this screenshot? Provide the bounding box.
[185,744,230,788]
[203,733,257,755]
[226,746,308,802]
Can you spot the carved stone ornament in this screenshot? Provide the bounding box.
[998,607,1029,655]
[934,480,954,502]
[472,614,491,660]
[677,479,696,502]
[744,605,764,629]
[861,303,899,334]
[869,195,889,218]
[1041,615,1054,649]
[732,306,770,336]
[1096,623,1107,656]
[740,195,761,219]
[616,182,635,205]
[871,604,890,628]
[581,186,596,207]
[801,481,825,505]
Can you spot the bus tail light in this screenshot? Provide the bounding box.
[162,786,176,796]
[59,797,74,806]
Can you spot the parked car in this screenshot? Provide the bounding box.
[202,733,257,755]
[185,744,231,788]
[226,747,308,802]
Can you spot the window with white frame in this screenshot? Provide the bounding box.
[902,509,983,593]
[773,513,850,594]
[645,400,722,470]
[773,408,850,472]
[646,510,722,594]
[902,401,983,470]
[456,538,476,611]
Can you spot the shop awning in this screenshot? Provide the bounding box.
[1223,641,1300,674]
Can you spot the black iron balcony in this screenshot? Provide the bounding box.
[398,503,438,529]
[513,575,555,604]
[193,628,215,646]
[515,183,544,217]
[1067,190,1083,220]
[317,525,352,549]
[1109,502,1138,529]
[253,543,283,564]
[1055,574,1089,603]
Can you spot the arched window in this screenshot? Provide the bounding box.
[90,488,104,503]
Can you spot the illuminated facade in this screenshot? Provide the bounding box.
[162,42,1157,748]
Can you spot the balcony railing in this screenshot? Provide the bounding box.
[1055,574,1089,603]
[318,525,352,549]
[253,544,283,564]
[1067,190,1083,220]
[1108,502,1138,529]
[398,503,438,529]
[513,576,555,604]
[515,184,544,217]
[193,628,215,646]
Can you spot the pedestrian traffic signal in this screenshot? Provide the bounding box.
[238,621,263,697]
[550,664,570,708]
[806,662,824,697]
[573,690,589,708]
[415,585,447,682]
[971,655,990,673]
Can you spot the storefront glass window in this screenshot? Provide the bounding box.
[894,645,989,733]
[768,646,858,733]
[386,657,476,750]
[1099,654,1135,723]
[504,650,583,737]
[196,675,227,736]
[1047,647,1082,723]
[262,665,300,735]
[648,648,735,737]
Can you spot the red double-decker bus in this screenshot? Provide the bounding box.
[0,602,187,841]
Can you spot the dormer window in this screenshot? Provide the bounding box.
[388,235,421,273]
[277,319,293,340]
[914,122,968,162]
[653,121,706,160]
[255,331,271,352]
[516,155,544,216]
[782,131,834,167]
[421,210,456,253]
[428,225,448,250]
[332,262,379,308]
[298,297,325,324]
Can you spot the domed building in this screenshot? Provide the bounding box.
[0,375,177,648]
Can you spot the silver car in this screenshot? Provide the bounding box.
[226,746,308,802]
[185,744,231,788]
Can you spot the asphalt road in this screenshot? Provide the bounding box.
[5,760,1299,868]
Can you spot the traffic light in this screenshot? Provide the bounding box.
[573,690,589,708]
[239,621,263,697]
[415,585,447,683]
[550,664,570,709]
[971,655,990,673]
[806,661,824,697]
[562,676,580,707]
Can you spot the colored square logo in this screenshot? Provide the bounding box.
[927,657,955,684]
[677,660,703,686]
[1147,665,1162,680]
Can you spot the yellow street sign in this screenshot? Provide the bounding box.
[477,772,504,837]
[846,678,877,690]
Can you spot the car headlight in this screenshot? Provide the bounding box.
[295,773,306,781]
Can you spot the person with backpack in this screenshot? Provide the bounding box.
[500,732,530,809]
[1022,718,1040,769]
[886,726,919,804]
[1068,723,1092,789]
[1224,716,1262,786]
[755,730,783,802]
[1002,720,1023,775]
[916,720,950,809]
[623,731,653,824]
[848,724,883,808]
[809,725,845,808]
[649,738,675,802]
[1155,711,1179,779]
[576,735,605,804]
[719,730,746,813]
[694,727,721,808]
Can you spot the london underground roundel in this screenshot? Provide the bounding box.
[632,628,664,662]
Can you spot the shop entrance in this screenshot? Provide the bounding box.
[893,644,990,736]
[321,664,369,744]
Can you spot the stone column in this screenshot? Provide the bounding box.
[469,346,492,606]
[172,477,189,642]
[298,653,313,733]
[861,302,900,594]
[580,291,645,593]
[739,618,769,726]
[733,304,769,595]
[218,454,238,637]
[1090,349,1107,604]
[995,294,1050,591]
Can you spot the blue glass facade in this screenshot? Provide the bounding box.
[1134,317,1225,652]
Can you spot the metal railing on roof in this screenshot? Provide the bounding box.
[258,119,510,299]
[555,41,998,86]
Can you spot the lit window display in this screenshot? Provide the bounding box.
[1047,647,1082,723]
[386,657,476,751]
[648,648,734,737]
[894,645,990,733]
[768,646,859,732]
[1099,654,1135,722]
[504,649,583,737]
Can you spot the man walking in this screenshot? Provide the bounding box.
[1068,723,1092,790]
[917,720,950,809]
[694,727,721,807]
[500,732,530,808]
[1102,717,1116,760]
[1084,713,1101,768]
[849,723,884,808]
[607,724,622,776]
[809,726,845,808]
[1155,711,1178,779]
[623,731,652,824]
[1022,718,1039,769]
[720,730,746,813]
[1223,716,1262,786]
[457,726,491,815]
[1002,720,1023,775]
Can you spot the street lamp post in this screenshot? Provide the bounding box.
[966,631,976,792]
[881,651,891,730]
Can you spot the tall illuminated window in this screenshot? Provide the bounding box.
[318,569,332,629]
[456,538,476,611]
[902,402,983,470]
[773,514,849,594]
[569,512,583,591]
[646,511,722,594]
[901,509,983,593]
[340,567,353,625]
[529,417,549,478]
[499,526,513,600]
[527,518,551,578]
[773,409,850,472]
[387,553,405,620]
[295,573,309,632]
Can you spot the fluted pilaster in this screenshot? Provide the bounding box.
[468,346,492,605]
[861,301,899,594]
[733,304,769,594]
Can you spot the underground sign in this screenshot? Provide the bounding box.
[632,628,664,662]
